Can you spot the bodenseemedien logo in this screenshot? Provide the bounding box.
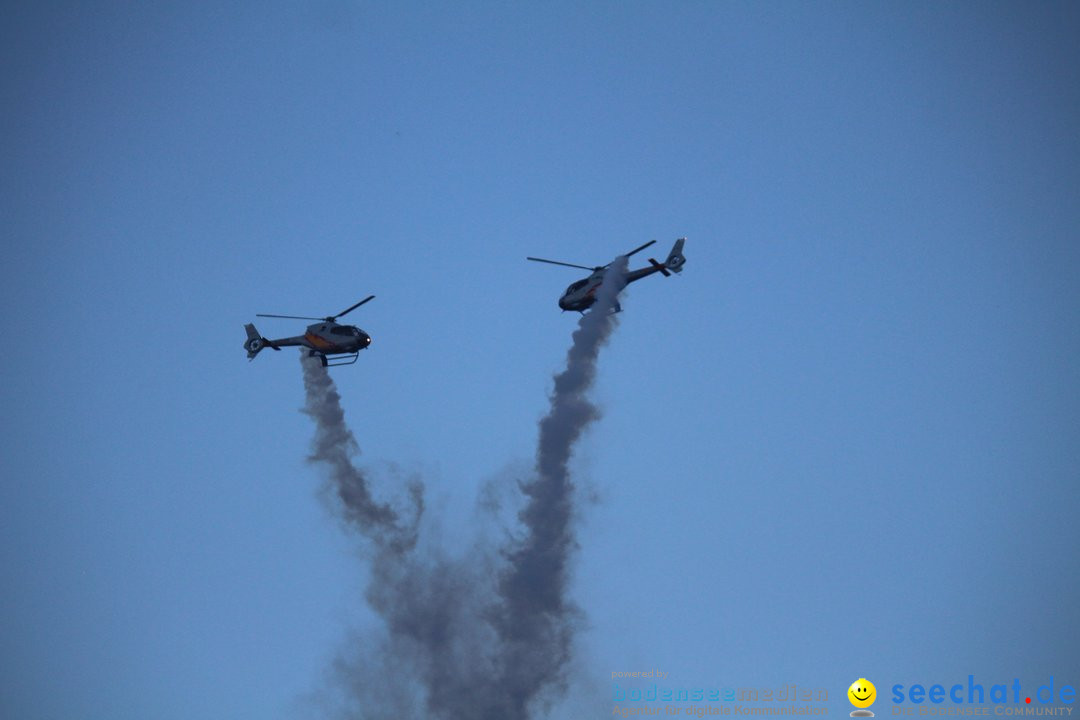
[849,679,877,717]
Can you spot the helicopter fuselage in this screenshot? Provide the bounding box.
[557,264,670,312]
[260,324,372,354]
[297,321,372,355]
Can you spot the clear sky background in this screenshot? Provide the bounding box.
[2,2,1078,719]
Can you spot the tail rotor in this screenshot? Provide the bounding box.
[665,238,686,274]
[243,323,274,360]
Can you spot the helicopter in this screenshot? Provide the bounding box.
[243,295,375,367]
[527,238,686,312]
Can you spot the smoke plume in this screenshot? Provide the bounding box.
[300,352,423,553]
[299,257,630,719]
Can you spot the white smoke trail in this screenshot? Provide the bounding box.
[301,257,630,719]
[300,352,422,552]
[492,255,630,710]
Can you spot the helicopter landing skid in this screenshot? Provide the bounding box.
[320,352,359,368]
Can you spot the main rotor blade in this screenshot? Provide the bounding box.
[526,257,595,271]
[256,313,324,321]
[333,295,375,319]
[623,239,657,259]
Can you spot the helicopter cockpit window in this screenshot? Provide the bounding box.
[330,326,355,336]
[566,279,589,294]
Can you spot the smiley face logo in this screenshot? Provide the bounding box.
[848,678,876,709]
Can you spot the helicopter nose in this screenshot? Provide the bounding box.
[558,296,569,310]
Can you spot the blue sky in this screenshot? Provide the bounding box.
[2,2,1078,719]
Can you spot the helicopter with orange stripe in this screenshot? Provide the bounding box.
[527,238,686,313]
[243,295,374,367]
